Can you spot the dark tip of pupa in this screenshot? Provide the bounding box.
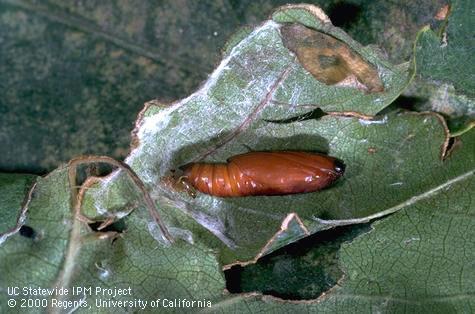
[333,159,346,175]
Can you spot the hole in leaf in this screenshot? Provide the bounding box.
[443,136,460,160]
[446,136,455,153]
[224,223,371,300]
[74,162,116,187]
[19,225,37,239]
[265,108,327,124]
[88,219,127,233]
[391,95,428,111]
[328,2,362,28]
[378,95,429,116]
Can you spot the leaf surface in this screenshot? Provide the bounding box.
[410,0,474,135]
[209,130,475,312]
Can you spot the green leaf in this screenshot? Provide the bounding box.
[269,4,411,115]
[0,168,225,313]
[415,0,474,97]
[1,124,473,312]
[402,80,475,136]
[209,129,475,312]
[102,8,441,263]
[0,173,37,240]
[125,97,464,264]
[396,0,475,136]
[1,4,474,313]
